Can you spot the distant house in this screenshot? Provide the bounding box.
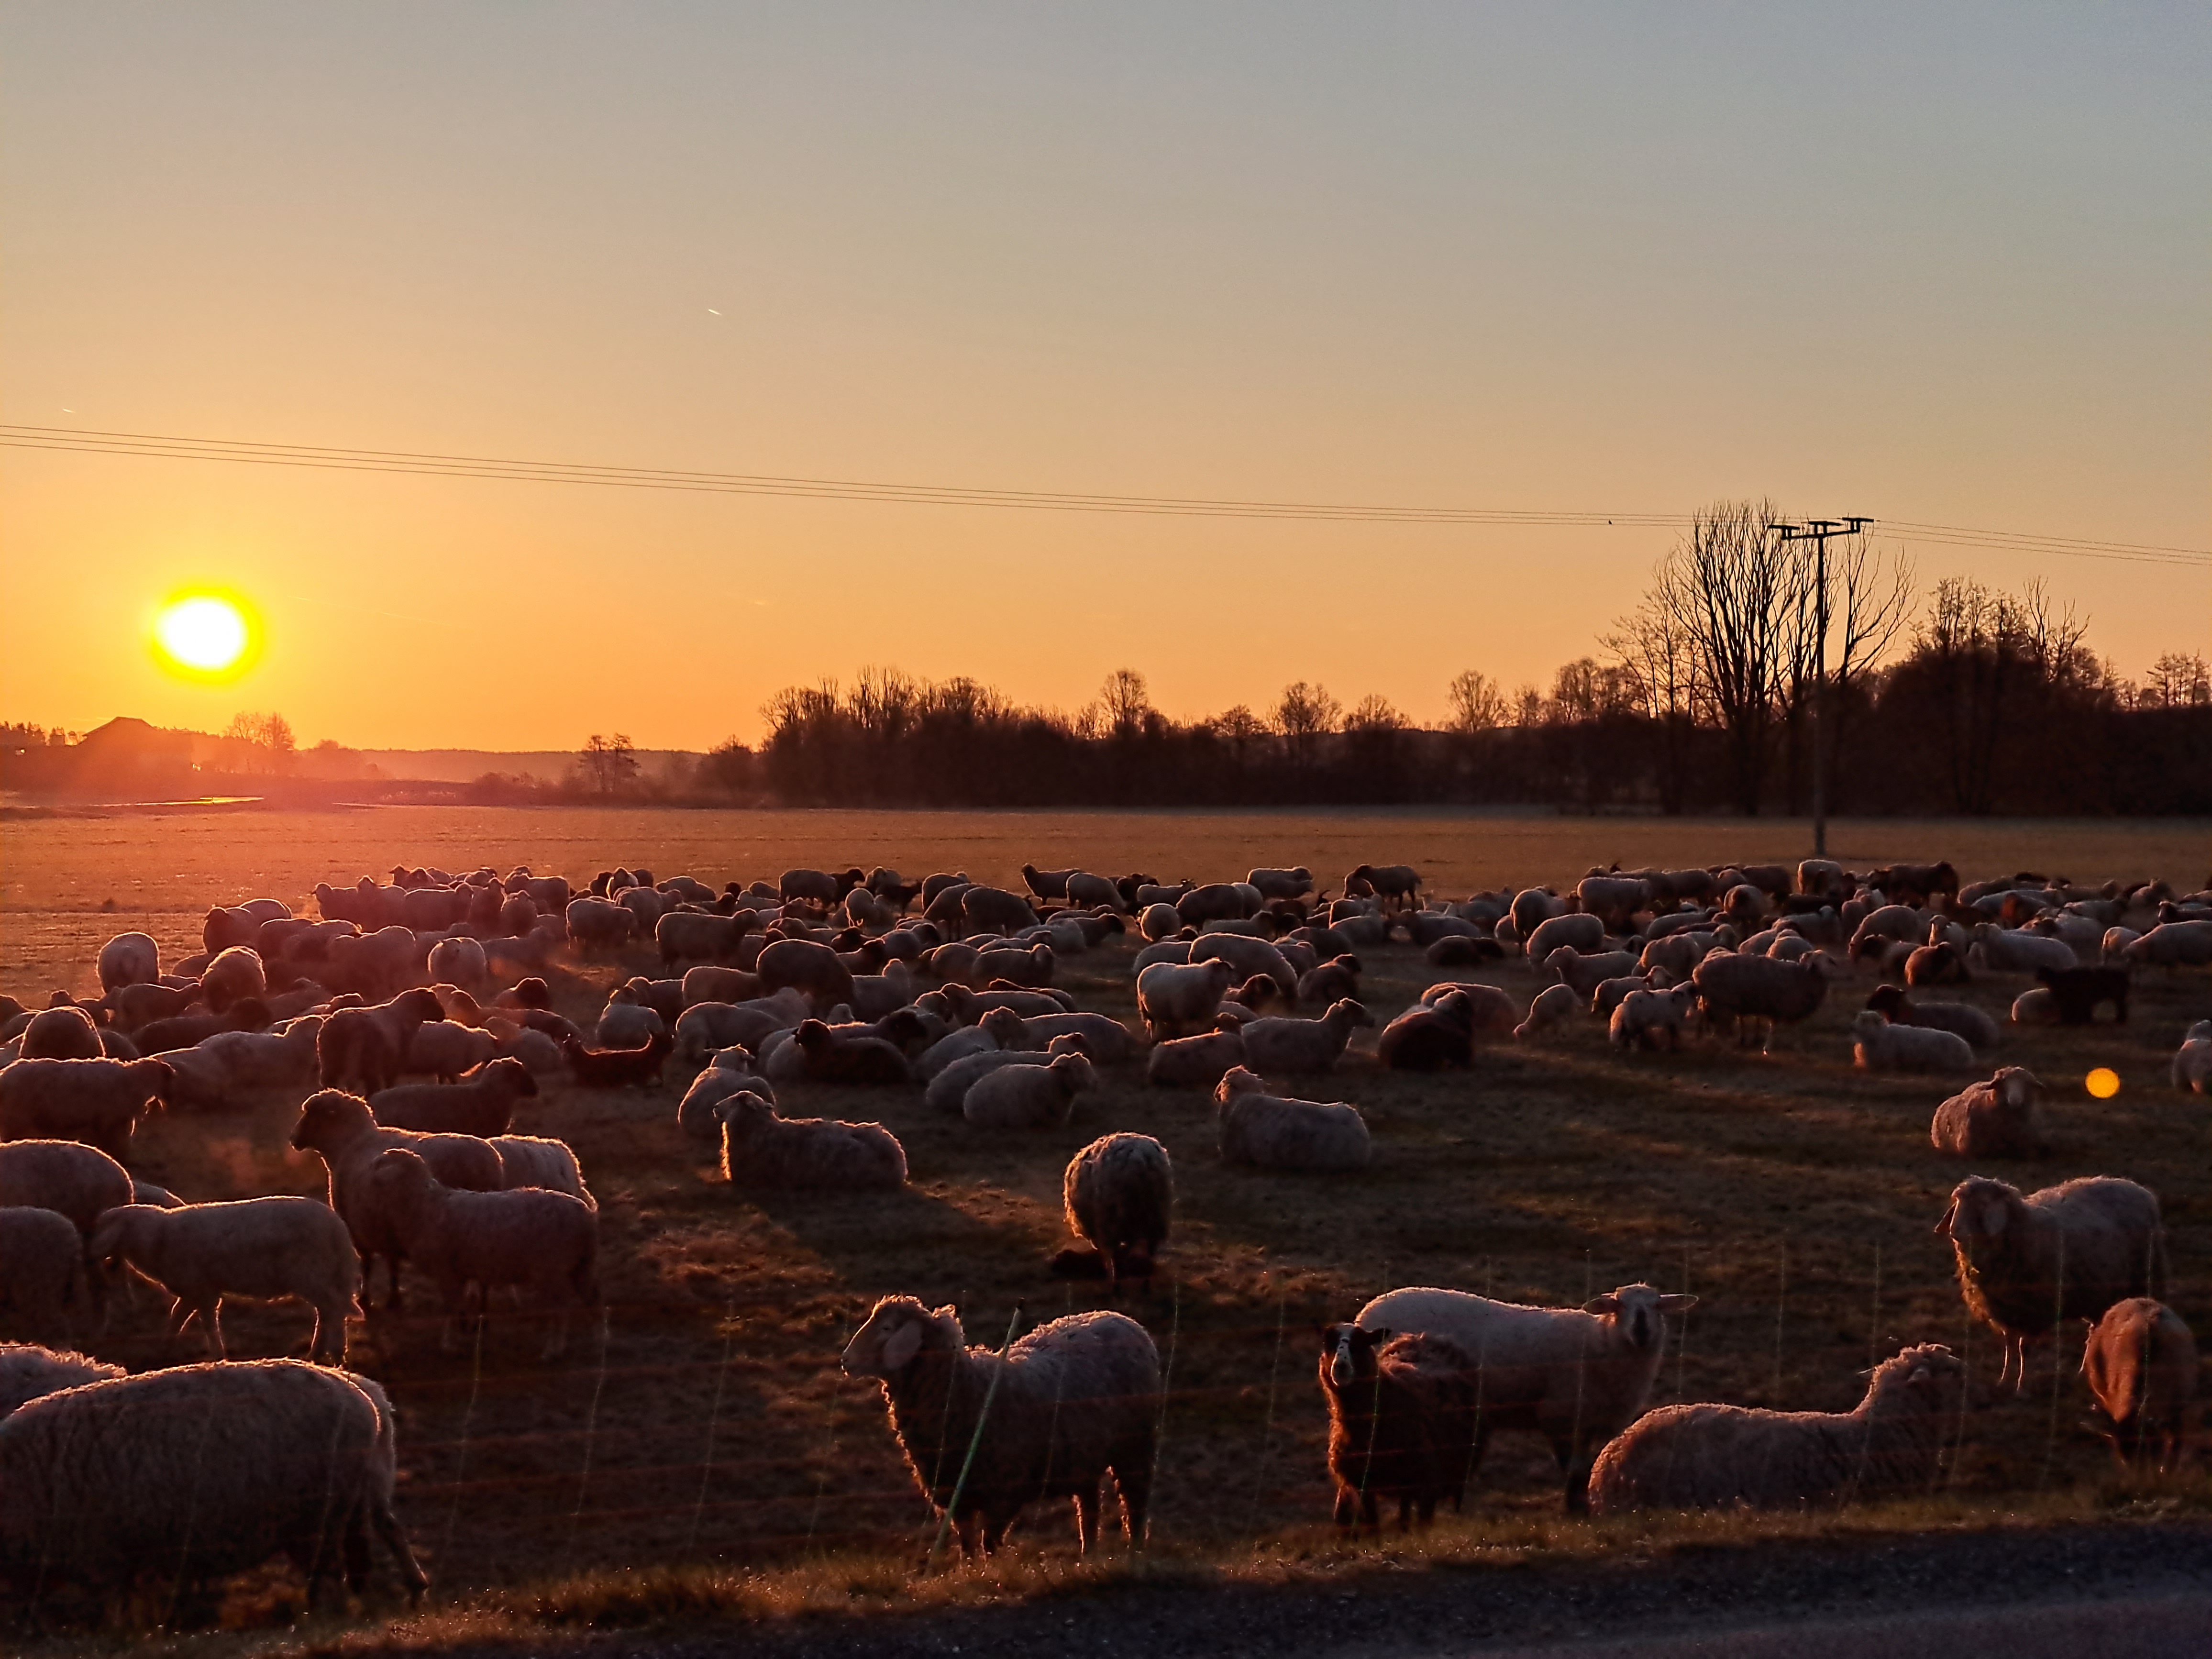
[66,718,197,796]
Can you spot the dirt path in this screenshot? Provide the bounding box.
[390,1520,2212,1659]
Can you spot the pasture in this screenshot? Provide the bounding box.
[0,805,2206,1636]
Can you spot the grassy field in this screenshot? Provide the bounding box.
[0,806,2206,1637]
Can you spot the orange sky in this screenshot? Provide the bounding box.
[3,6,2206,750]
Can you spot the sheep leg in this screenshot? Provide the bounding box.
[1073,1485,1100,1552]
[203,1299,227,1361]
[370,1497,430,1605]
[1332,1487,1357,1530]
[1113,1460,1151,1546]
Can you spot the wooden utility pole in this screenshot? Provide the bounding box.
[1775,515,1871,858]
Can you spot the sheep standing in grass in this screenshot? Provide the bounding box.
[1936,1174,2169,1390]
[716,1095,907,1190]
[841,1296,1160,1555]
[0,1207,93,1341]
[1586,1345,1968,1514]
[1514,983,1582,1041]
[2082,1298,2197,1472]
[1851,1010,1977,1075]
[0,1359,426,1608]
[0,1343,122,1420]
[489,1134,594,1208]
[1136,958,1236,1040]
[1059,1134,1172,1290]
[366,1148,598,1357]
[1609,984,1697,1051]
[88,1198,360,1363]
[1931,1067,2048,1159]
[1692,951,1828,1050]
[318,987,445,1095]
[1318,1325,1477,1531]
[371,1055,539,1137]
[1213,1067,1370,1171]
[2174,1019,2212,1093]
[1355,1282,1696,1510]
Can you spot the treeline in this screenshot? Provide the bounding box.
[751,515,2212,817]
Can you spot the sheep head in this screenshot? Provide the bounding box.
[843,1295,960,1380]
[1935,1176,2020,1256]
[290,1087,374,1151]
[1582,1283,1697,1353]
[1214,1065,1264,1106]
[1322,1322,1389,1389]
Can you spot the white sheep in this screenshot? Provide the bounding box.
[963,1052,1096,1129]
[1060,1134,1172,1288]
[1587,1344,1968,1513]
[1609,984,1698,1050]
[1212,1066,1371,1171]
[716,1095,907,1189]
[1851,1010,1976,1074]
[1357,1281,1696,1510]
[88,1198,361,1364]
[2122,919,2212,967]
[1136,958,1236,1040]
[1513,984,1582,1040]
[1146,1022,1247,1088]
[425,935,488,989]
[489,1133,595,1208]
[96,931,161,992]
[1236,999,1373,1074]
[1968,924,2079,975]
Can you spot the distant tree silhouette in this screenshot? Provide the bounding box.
[578,732,640,796]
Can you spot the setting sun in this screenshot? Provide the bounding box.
[152,593,255,679]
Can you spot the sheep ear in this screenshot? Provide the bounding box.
[1583,1294,1621,1316]
[1934,1196,1960,1238]
[1658,1294,1698,1314]
[877,1319,924,1375]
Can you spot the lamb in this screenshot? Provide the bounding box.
[1540,947,1641,999]
[0,1208,93,1341]
[1238,999,1373,1074]
[0,1056,174,1163]
[1936,1174,2169,1390]
[1863,984,1999,1051]
[559,1028,673,1088]
[1136,958,1237,1040]
[1213,1067,1371,1171]
[1904,940,1970,986]
[1355,1282,1697,1509]
[1146,1021,1247,1088]
[2081,1298,2197,1472]
[1692,951,1828,1049]
[788,1018,913,1084]
[2034,964,2131,1025]
[488,1134,595,1208]
[317,987,446,1095]
[96,930,161,991]
[1514,983,1583,1040]
[0,1359,426,1607]
[0,1343,122,1420]
[0,1139,133,1241]
[288,1088,507,1308]
[1610,984,1698,1051]
[1931,1067,2049,1159]
[88,1198,360,1364]
[1378,990,1476,1070]
[841,1297,1160,1555]
[1586,1344,1968,1514]
[2173,1019,2212,1094]
[963,1051,1096,1129]
[365,1148,598,1356]
[1851,1010,1977,1075]
[1057,1134,1172,1289]
[371,1056,540,1137]
[425,935,488,989]
[715,1094,907,1189]
[1318,1325,1477,1530]
[200,944,268,1012]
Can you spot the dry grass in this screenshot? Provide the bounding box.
[0,806,2206,1641]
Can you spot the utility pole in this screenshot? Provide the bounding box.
[1775,515,1871,859]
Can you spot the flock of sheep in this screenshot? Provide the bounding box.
[0,849,2204,1611]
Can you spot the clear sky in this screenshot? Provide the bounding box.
[3,3,2206,749]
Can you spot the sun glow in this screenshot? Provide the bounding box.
[153,592,256,679]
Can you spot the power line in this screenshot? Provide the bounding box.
[2,422,2206,568]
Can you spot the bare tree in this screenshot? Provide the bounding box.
[578,732,640,796]
[1445,669,1508,735]
[2145,651,2212,708]
[1100,668,1152,739]
[1603,593,1698,813]
[1776,533,1914,810]
[1273,681,1340,774]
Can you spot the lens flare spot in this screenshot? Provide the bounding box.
[2085,1067,2121,1100]
[152,593,258,679]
